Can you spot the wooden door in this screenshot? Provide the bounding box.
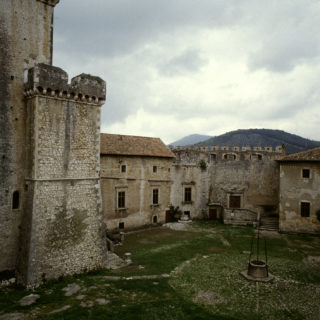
[209,208,217,220]
[166,210,174,223]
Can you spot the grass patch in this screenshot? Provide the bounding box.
[0,222,319,319]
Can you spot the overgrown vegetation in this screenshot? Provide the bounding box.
[169,205,182,221]
[199,159,207,170]
[1,222,319,319]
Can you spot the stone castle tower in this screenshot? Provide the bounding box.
[0,0,107,286]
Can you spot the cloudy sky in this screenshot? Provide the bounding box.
[53,0,320,144]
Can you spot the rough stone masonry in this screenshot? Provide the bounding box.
[0,0,107,286]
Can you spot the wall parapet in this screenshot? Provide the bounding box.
[169,144,285,154]
[36,0,60,7]
[24,64,106,105]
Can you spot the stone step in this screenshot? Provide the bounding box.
[259,217,279,231]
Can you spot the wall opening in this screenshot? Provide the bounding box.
[184,187,192,202]
[153,216,158,223]
[302,169,310,179]
[301,202,310,217]
[152,189,159,204]
[210,154,216,161]
[12,191,20,210]
[184,211,190,218]
[119,222,125,229]
[229,195,241,209]
[118,191,126,209]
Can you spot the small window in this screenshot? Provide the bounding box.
[210,154,216,161]
[153,166,157,173]
[12,191,20,209]
[118,191,126,209]
[301,202,310,217]
[229,195,241,209]
[119,222,125,229]
[223,154,236,160]
[153,189,159,205]
[153,216,158,223]
[184,187,192,202]
[302,169,310,179]
[121,165,126,173]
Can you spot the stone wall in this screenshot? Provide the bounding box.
[170,146,282,224]
[0,0,58,273]
[170,164,209,219]
[279,162,320,234]
[16,64,106,286]
[101,156,172,231]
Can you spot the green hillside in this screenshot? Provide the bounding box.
[195,129,320,154]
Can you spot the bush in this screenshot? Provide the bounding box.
[169,205,182,221]
[199,159,207,170]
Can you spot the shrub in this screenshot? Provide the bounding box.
[199,159,207,170]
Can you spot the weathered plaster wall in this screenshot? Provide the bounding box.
[170,164,209,218]
[0,0,58,272]
[16,64,106,286]
[101,156,172,230]
[279,163,320,234]
[170,147,281,225]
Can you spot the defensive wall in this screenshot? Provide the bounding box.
[0,0,107,287]
[169,145,284,225]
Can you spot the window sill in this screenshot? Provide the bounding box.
[150,204,160,207]
[182,201,193,205]
[116,208,128,212]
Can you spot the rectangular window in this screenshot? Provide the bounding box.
[184,187,192,202]
[302,169,310,179]
[229,195,241,209]
[119,222,124,229]
[121,165,126,173]
[153,166,157,173]
[153,189,159,205]
[210,154,216,161]
[301,201,310,217]
[118,191,126,209]
[12,191,20,210]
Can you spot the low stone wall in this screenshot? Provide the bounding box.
[223,209,258,226]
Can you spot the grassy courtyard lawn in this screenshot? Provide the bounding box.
[0,221,320,319]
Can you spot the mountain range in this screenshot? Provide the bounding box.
[169,129,320,154]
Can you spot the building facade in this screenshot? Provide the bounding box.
[278,148,320,234]
[170,145,284,225]
[100,134,174,231]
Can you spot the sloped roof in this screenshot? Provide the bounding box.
[277,147,320,162]
[100,133,175,158]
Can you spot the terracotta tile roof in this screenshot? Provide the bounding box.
[277,147,320,162]
[100,133,175,158]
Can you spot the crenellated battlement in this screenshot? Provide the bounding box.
[169,144,285,153]
[36,0,60,7]
[24,64,106,105]
[169,144,285,164]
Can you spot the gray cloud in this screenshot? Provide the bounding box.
[54,0,241,58]
[158,49,208,76]
[246,0,320,72]
[53,0,320,142]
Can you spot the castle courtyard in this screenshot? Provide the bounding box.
[1,221,319,320]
